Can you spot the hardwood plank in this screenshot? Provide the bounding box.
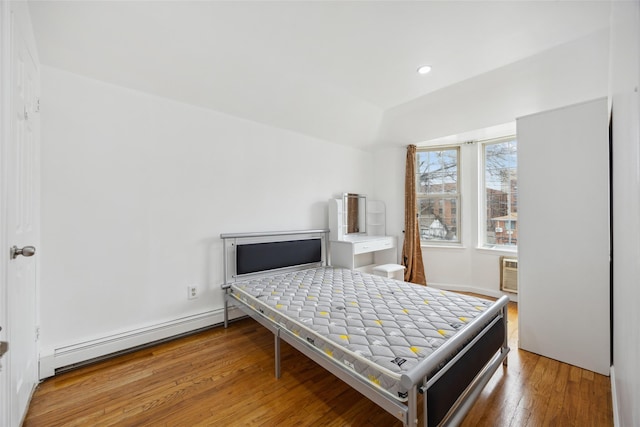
[24,301,612,427]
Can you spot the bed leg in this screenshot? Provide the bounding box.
[223,294,229,329]
[502,303,509,366]
[406,386,418,427]
[275,329,281,379]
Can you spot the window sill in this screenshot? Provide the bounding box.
[421,243,465,250]
[419,243,518,256]
[476,246,518,256]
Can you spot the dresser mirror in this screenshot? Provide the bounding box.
[344,193,366,235]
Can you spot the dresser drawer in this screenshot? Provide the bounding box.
[353,237,395,254]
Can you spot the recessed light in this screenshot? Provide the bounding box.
[417,65,432,75]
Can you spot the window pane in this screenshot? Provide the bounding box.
[416,147,460,243]
[484,139,518,247]
[418,197,458,241]
[416,149,458,195]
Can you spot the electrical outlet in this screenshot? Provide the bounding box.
[187,285,198,300]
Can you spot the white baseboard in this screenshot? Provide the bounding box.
[610,366,620,427]
[428,282,518,302]
[39,306,244,379]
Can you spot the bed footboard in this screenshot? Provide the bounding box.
[425,303,509,426]
[401,295,509,426]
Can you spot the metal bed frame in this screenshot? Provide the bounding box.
[221,229,509,427]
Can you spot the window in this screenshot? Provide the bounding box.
[483,137,518,248]
[416,147,460,243]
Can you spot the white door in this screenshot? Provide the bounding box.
[5,18,40,426]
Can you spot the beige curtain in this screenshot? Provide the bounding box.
[401,145,427,285]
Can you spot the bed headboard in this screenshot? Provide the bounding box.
[220,229,329,288]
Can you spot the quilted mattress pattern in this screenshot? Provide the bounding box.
[229,267,493,401]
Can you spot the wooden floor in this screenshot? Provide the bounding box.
[24,301,613,426]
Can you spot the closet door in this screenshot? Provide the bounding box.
[517,97,610,375]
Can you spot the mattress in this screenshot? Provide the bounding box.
[229,267,494,402]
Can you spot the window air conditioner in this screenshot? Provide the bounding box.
[500,256,518,293]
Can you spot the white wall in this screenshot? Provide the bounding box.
[371,146,405,256]
[38,66,373,370]
[372,30,609,297]
[609,1,640,425]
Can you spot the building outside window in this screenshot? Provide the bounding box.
[416,147,460,243]
[483,137,518,248]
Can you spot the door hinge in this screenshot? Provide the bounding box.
[35,98,40,113]
[35,326,40,341]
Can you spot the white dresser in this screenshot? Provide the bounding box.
[328,196,399,273]
[330,235,397,273]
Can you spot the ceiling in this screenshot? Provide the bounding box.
[28,1,612,148]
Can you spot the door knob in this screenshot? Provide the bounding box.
[10,245,36,259]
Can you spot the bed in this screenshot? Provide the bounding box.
[221,230,509,426]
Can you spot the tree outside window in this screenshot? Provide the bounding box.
[416,148,460,243]
[484,138,518,247]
